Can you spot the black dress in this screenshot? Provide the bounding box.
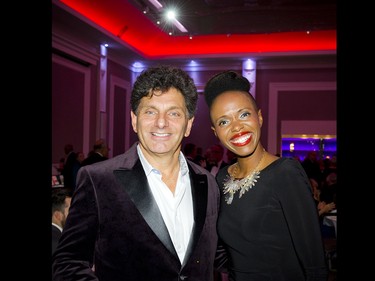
[216,157,328,281]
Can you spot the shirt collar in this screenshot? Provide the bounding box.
[52,223,63,232]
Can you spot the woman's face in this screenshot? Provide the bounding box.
[210,90,262,157]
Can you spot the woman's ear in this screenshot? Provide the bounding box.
[258,109,263,127]
[211,126,218,137]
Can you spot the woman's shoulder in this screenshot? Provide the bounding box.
[267,156,301,169]
[262,156,306,180]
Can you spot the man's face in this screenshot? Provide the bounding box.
[131,87,194,159]
[61,197,71,228]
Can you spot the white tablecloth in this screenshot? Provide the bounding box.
[323,209,337,237]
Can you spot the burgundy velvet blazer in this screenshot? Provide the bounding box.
[52,142,220,281]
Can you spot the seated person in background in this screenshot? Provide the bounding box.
[206,144,228,176]
[52,164,60,176]
[318,172,337,239]
[52,188,72,255]
[57,157,65,174]
[309,178,336,217]
[301,151,322,182]
[183,142,197,161]
[320,172,337,206]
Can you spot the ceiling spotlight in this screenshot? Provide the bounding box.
[144,1,188,34]
[148,0,163,10]
[164,9,188,33]
[143,6,149,14]
[166,10,176,20]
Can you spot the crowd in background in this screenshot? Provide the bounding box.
[53,141,337,209]
[52,140,337,272]
[52,139,110,193]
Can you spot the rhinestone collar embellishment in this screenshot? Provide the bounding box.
[223,150,265,204]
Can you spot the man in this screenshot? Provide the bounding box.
[52,66,220,281]
[183,142,197,161]
[206,144,228,176]
[81,138,109,166]
[51,188,71,255]
[61,144,77,191]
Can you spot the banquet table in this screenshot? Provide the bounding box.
[323,209,337,237]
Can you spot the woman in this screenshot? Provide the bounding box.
[205,71,328,281]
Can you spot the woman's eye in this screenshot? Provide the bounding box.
[218,120,228,127]
[240,112,250,119]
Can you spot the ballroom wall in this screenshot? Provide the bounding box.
[52,35,336,163]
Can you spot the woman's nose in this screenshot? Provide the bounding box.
[231,119,243,132]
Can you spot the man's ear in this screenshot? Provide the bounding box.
[184,117,195,137]
[53,210,62,221]
[130,111,138,133]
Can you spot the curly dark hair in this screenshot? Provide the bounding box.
[131,65,198,119]
[204,70,257,110]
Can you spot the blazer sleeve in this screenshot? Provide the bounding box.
[52,166,99,280]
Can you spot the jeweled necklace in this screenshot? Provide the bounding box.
[223,149,266,204]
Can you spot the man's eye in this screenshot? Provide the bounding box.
[169,111,181,117]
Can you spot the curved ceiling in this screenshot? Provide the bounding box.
[55,0,336,60]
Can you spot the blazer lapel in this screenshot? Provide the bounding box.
[182,164,209,266]
[113,160,178,258]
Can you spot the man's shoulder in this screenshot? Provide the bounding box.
[80,153,123,171]
[187,160,213,178]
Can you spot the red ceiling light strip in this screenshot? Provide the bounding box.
[58,0,336,59]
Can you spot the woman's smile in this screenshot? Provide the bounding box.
[230,132,252,146]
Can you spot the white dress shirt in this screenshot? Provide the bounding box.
[137,145,194,264]
[52,223,63,232]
